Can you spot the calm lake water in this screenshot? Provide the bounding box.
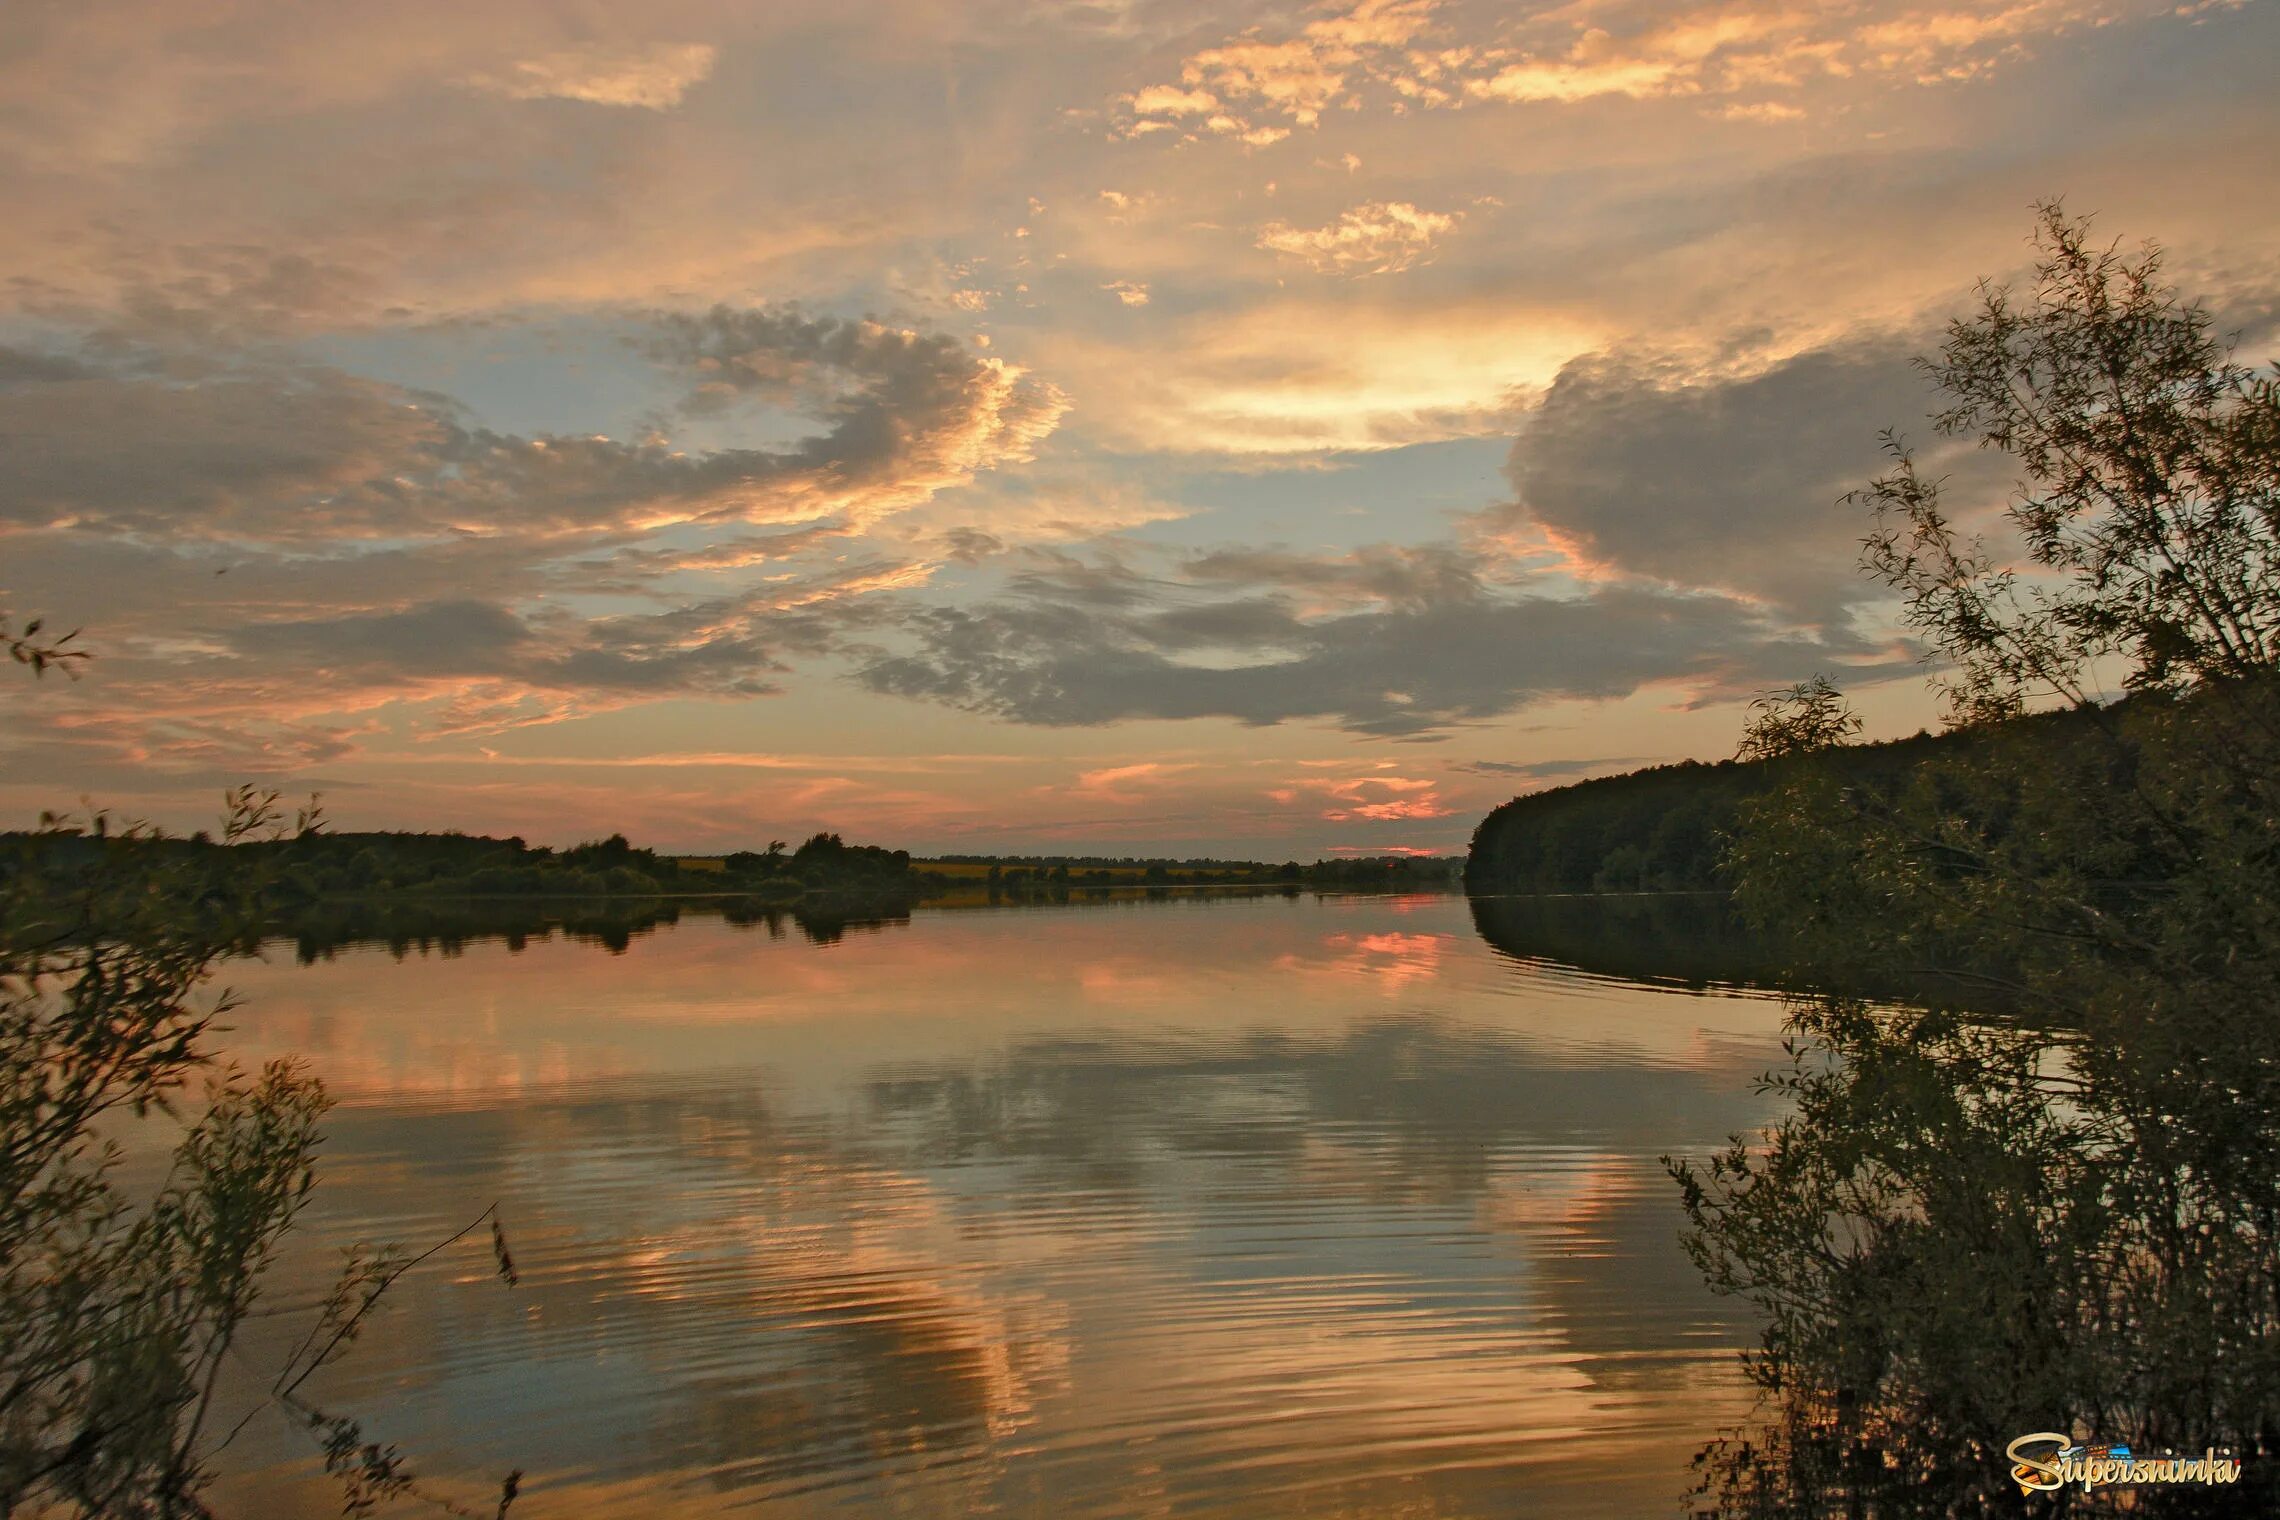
[199,891,1797,1519]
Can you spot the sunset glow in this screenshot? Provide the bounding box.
[4,0,2274,854]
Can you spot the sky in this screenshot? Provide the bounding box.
[2,0,2276,858]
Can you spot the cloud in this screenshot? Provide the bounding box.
[1138,0,2219,135]
[1181,543,1487,612]
[462,42,719,110]
[1,309,1066,545]
[1256,201,1460,276]
[1126,85,1219,117]
[0,304,1066,768]
[5,0,2274,848]
[1070,761,1195,803]
[0,345,98,387]
[1106,0,1438,141]
[1029,297,1588,455]
[891,468,1192,551]
[1715,99,1804,122]
[856,544,1906,738]
[644,307,1070,526]
[0,523,924,781]
[63,249,385,346]
[225,576,866,703]
[1290,772,1456,821]
[1467,35,1689,104]
[1179,0,1440,127]
[1447,756,1648,783]
[1489,338,2013,622]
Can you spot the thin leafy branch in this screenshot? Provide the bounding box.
[2,616,521,1518]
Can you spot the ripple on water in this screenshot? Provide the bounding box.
[198,895,1789,1519]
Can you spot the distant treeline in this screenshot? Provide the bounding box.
[5,827,1464,915]
[3,827,920,910]
[931,853,1271,868]
[1464,708,2110,895]
[928,855,1463,893]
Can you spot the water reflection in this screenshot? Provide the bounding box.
[203,893,1794,1518]
[274,895,921,962]
[1469,892,1781,992]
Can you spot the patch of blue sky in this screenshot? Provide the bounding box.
[298,316,673,443]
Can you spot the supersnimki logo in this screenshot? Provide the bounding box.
[2006,1433,2243,1496]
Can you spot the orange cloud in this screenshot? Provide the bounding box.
[1142,0,2207,132]
[1289,773,1457,823]
[1070,762,1196,804]
[461,42,718,109]
[1256,201,1461,276]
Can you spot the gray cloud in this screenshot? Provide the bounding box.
[1,365,451,538]
[1,304,1063,544]
[0,301,1051,772]
[1181,543,1486,611]
[0,344,97,387]
[857,546,1909,738]
[232,598,535,677]
[106,249,382,346]
[1450,757,1648,779]
[1494,339,2009,624]
[218,593,804,698]
[0,552,912,783]
[646,306,1067,494]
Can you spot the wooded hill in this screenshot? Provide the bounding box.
[1463,706,2108,895]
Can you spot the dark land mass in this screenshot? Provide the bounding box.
[929,853,1462,896]
[4,824,1466,958]
[2,827,925,927]
[1463,702,2113,897]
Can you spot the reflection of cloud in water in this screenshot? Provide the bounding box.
[213,897,1792,1108]
[1073,956,1182,1005]
[206,897,1791,1516]
[1269,928,1453,992]
[268,1092,1068,1508]
[1310,928,1453,989]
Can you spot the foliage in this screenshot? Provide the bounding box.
[786,832,916,886]
[2,615,87,679]
[1466,759,1760,894]
[1674,206,2280,1516]
[1735,676,1863,764]
[1461,739,1983,897]
[1,641,520,1517]
[1675,978,2280,1517]
[1298,855,1462,888]
[1857,200,2280,724]
[0,827,930,915]
[0,790,316,1515]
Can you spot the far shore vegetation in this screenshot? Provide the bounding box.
[4,824,1464,921]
